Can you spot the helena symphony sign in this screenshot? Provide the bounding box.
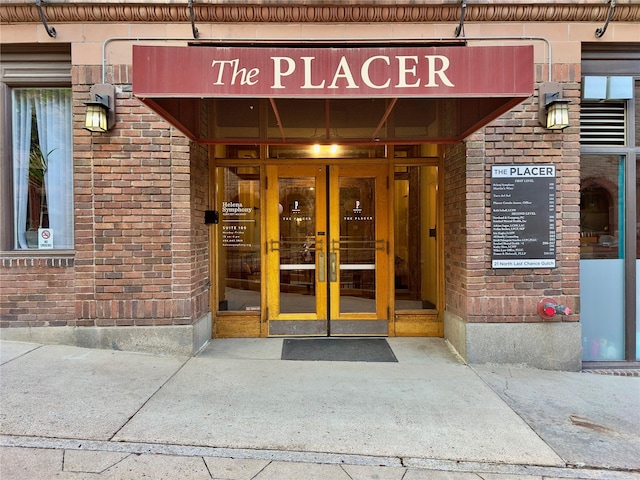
[133,45,533,98]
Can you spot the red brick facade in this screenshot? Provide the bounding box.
[0,257,75,326]
[0,59,590,358]
[1,65,210,330]
[445,66,582,325]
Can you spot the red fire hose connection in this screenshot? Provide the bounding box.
[537,298,571,319]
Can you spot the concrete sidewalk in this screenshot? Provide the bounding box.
[1,338,638,479]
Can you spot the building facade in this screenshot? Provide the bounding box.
[1,1,638,370]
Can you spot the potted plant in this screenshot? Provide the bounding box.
[25,144,51,247]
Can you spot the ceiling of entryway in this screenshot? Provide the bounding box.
[141,95,527,145]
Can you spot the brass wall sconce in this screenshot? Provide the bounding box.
[84,84,116,132]
[539,82,570,130]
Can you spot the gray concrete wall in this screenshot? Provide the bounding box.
[0,313,211,357]
[444,311,583,371]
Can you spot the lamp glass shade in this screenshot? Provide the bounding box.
[546,101,570,130]
[84,103,108,132]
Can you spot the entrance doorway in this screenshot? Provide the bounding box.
[214,153,442,339]
[266,164,389,336]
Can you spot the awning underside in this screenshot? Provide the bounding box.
[139,95,528,145]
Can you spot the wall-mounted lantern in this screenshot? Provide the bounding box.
[84,84,116,132]
[539,82,570,130]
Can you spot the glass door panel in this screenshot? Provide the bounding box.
[267,164,389,336]
[278,176,318,314]
[336,177,377,313]
[328,165,389,335]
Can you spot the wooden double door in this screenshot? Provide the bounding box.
[266,164,390,336]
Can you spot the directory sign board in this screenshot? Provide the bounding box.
[491,165,556,269]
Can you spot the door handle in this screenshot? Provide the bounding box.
[330,253,337,282]
[318,252,325,282]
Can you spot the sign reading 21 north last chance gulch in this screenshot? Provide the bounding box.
[491,165,556,269]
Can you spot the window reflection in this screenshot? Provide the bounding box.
[580,156,624,259]
[278,177,316,313]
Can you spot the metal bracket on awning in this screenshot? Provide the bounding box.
[454,0,467,38]
[35,0,56,38]
[188,0,199,39]
[595,0,616,38]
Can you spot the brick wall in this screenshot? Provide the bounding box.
[0,258,75,326]
[189,140,211,321]
[443,142,468,320]
[0,64,210,329]
[444,64,581,324]
[1,60,583,330]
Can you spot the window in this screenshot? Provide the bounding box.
[579,154,626,360]
[580,44,639,361]
[216,166,261,311]
[394,165,438,310]
[11,88,73,249]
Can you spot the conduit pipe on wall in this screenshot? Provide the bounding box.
[101,36,553,85]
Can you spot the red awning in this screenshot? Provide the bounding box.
[132,45,534,144]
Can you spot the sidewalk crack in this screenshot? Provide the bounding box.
[107,356,193,441]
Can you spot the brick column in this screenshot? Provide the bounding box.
[443,64,582,370]
[71,65,211,353]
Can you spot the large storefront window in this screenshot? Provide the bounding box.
[580,155,626,360]
[11,88,73,250]
[216,166,261,312]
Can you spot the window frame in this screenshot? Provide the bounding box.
[0,44,73,254]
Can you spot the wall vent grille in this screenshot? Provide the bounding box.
[580,102,626,146]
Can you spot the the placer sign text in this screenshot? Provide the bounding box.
[133,45,533,98]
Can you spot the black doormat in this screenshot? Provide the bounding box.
[281,338,398,362]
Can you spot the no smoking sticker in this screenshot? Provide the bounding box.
[38,228,53,249]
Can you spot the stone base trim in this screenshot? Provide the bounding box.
[0,313,212,357]
[444,311,582,371]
